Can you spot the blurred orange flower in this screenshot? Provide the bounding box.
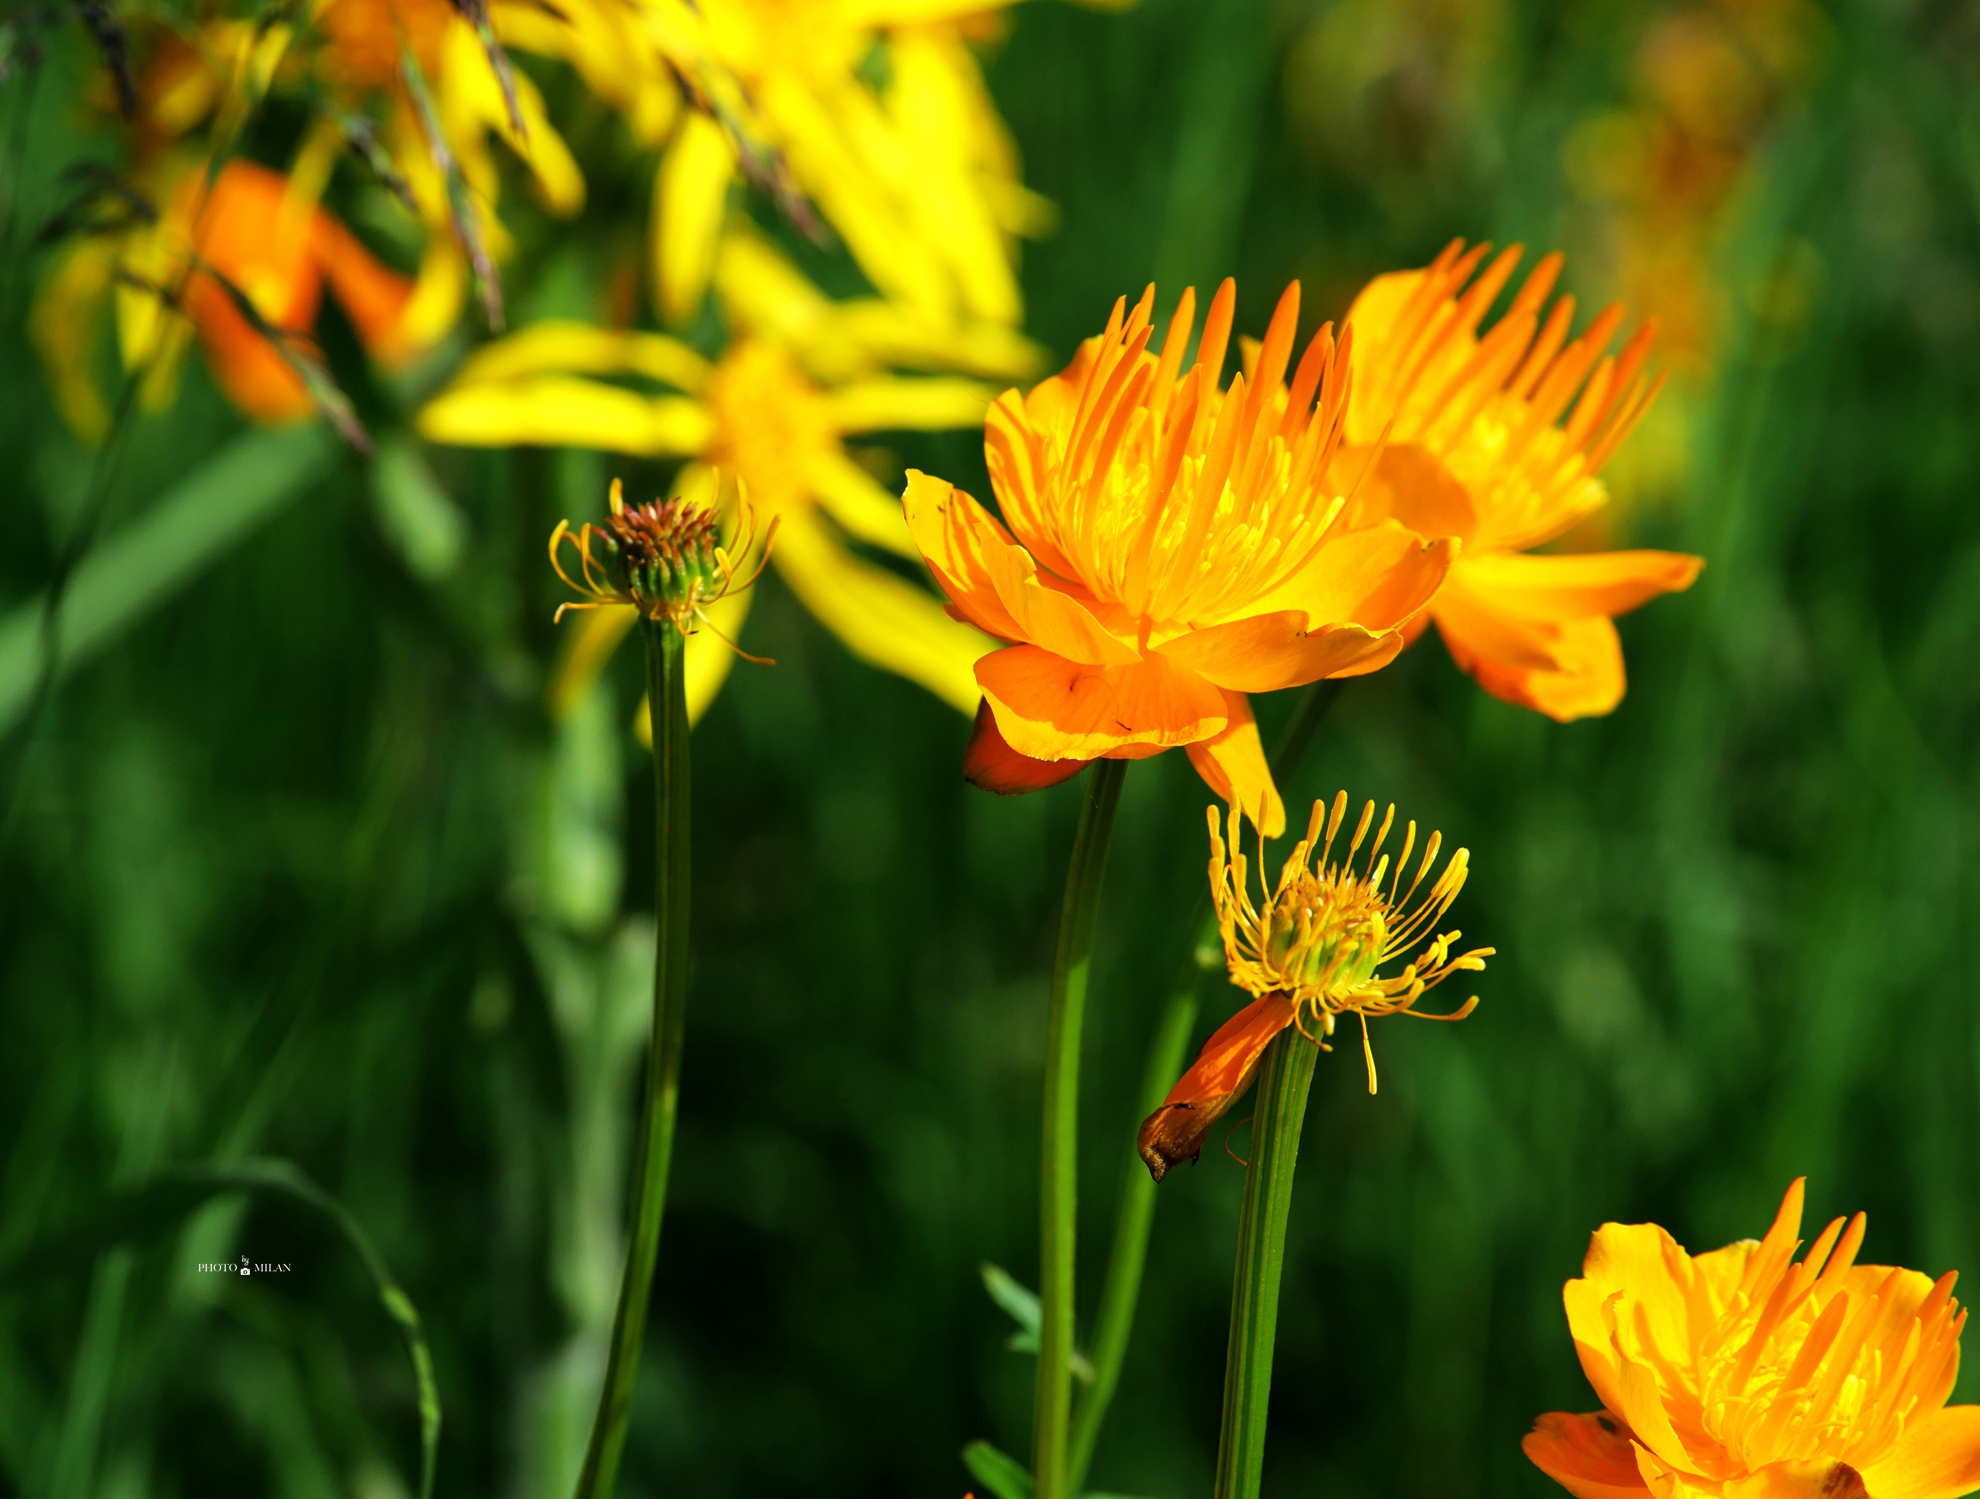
[1339,241,1703,720]
[907,281,1455,834]
[1526,1178,1980,1499]
[176,160,415,420]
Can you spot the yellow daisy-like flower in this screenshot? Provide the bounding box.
[418,229,1038,723]
[1136,792,1491,1180]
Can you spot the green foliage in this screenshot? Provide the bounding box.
[3,1,1979,1498]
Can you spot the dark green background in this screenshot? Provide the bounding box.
[2,0,1977,1496]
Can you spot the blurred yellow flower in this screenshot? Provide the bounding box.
[419,229,1038,723]
[1337,241,1703,721]
[1526,1178,1980,1499]
[1137,791,1487,1179]
[506,0,1049,328]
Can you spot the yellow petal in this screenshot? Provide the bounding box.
[808,451,919,559]
[441,22,586,216]
[454,320,711,391]
[886,30,1020,326]
[685,586,754,727]
[825,376,997,434]
[418,376,714,454]
[771,505,989,713]
[30,238,118,443]
[548,604,637,720]
[714,227,831,348]
[823,299,1043,380]
[654,110,737,325]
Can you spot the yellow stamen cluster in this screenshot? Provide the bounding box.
[1208,790,1493,1091]
[550,476,777,640]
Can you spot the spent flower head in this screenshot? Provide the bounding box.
[1211,790,1491,1068]
[550,476,776,641]
[1137,792,1492,1181]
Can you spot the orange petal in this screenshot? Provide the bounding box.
[1522,1412,1651,1499]
[1330,443,1481,546]
[904,470,1137,666]
[962,699,1090,794]
[1154,612,1398,694]
[1136,992,1296,1181]
[1183,690,1284,836]
[1860,1406,1980,1499]
[1567,1222,1698,1415]
[311,211,416,365]
[1456,550,1703,622]
[975,644,1227,761]
[1234,525,1458,634]
[1435,574,1628,721]
[183,275,315,421]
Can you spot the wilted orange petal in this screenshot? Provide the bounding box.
[1183,689,1284,836]
[1137,991,1296,1181]
[1522,1412,1650,1499]
[962,699,1089,795]
[975,644,1228,761]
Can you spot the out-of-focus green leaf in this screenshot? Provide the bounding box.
[963,1439,1033,1499]
[371,436,468,583]
[980,1262,1093,1380]
[0,424,335,736]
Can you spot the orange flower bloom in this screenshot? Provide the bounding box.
[905,281,1456,834]
[1137,792,1488,1179]
[178,160,415,421]
[1338,241,1704,720]
[1526,1178,1980,1499]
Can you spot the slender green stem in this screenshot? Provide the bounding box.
[1067,985,1198,1494]
[1064,677,1345,1490]
[1213,1028,1318,1499]
[574,621,691,1499]
[1034,758,1128,1499]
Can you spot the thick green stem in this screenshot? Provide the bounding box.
[1065,678,1345,1490]
[1033,758,1128,1499]
[573,621,691,1499]
[1213,1028,1318,1499]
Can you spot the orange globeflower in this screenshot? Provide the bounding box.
[177,160,415,421]
[1337,241,1704,720]
[1526,1178,1980,1499]
[905,281,1456,835]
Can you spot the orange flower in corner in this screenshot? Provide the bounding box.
[175,160,416,421]
[905,281,1456,835]
[1338,241,1704,720]
[1526,1178,1980,1499]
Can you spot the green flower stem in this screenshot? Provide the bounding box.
[574,620,691,1499]
[1067,984,1199,1494]
[1034,758,1128,1499]
[1213,1027,1318,1499]
[1064,678,1344,1491]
